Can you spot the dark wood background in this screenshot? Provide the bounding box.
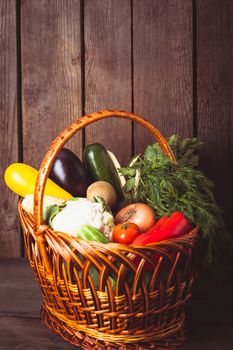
[1,0,233,259]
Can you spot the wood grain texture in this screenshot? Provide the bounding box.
[0,317,77,350]
[0,258,41,317]
[0,258,78,349]
[84,0,132,165]
[21,0,83,167]
[0,0,20,257]
[133,0,193,154]
[196,0,233,232]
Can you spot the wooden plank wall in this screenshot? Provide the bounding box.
[0,0,233,257]
[0,0,20,256]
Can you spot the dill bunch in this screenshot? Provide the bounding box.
[120,136,231,265]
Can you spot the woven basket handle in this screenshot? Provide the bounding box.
[34,110,176,235]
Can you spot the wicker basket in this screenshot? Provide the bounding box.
[18,110,199,350]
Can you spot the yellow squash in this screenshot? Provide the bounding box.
[4,163,72,199]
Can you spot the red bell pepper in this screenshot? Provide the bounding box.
[151,216,169,231]
[132,211,192,245]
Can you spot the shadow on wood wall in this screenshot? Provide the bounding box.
[0,0,233,259]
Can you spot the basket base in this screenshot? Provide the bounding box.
[41,304,187,350]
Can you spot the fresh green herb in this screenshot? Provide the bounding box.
[120,135,231,265]
[152,134,203,168]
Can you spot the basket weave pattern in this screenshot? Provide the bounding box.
[18,110,199,350]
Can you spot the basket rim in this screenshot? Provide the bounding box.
[18,199,200,249]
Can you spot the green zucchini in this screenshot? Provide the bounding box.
[83,143,124,200]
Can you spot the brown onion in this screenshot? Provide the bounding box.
[114,203,156,232]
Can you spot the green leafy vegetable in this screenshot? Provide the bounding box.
[93,195,111,213]
[120,135,231,265]
[152,134,203,168]
[43,203,66,227]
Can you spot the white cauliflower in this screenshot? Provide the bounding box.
[51,198,114,239]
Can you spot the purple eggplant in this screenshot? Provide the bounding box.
[49,148,92,197]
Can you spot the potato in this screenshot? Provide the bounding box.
[86,181,117,208]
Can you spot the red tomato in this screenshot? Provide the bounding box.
[112,223,141,245]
